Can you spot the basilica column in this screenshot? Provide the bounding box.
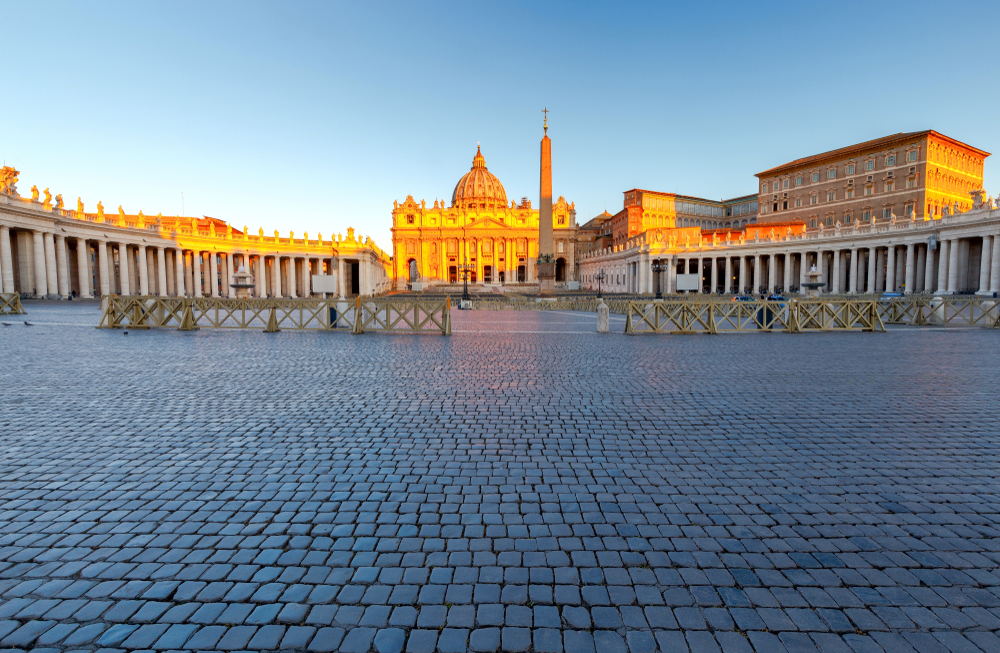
[288,256,298,298]
[114,243,129,295]
[767,254,776,293]
[865,247,876,293]
[55,235,70,298]
[990,235,1000,295]
[750,255,759,294]
[738,256,747,293]
[255,255,266,297]
[192,251,202,297]
[76,238,92,298]
[42,233,58,298]
[722,256,732,294]
[848,248,858,293]
[0,226,13,295]
[978,236,992,295]
[923,244,936,294]
[832,251,841,294]
[302,258,312,297]
[947,238,960,294]
[136,245,149,296]
[210,253,220,297]
[915,244,926,292]
[272,255,282,298]
[174,249,186,296]
[936,240,949,294]
[97,241,110,296]
[903,244,915,294]
[154,247,167,297]
[226,252,236,298]
[338,258,346,298]
[885,245,896,293]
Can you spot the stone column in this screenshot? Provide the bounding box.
[753,255,761,294]
[848,248,858,293]
[709,256,717,294]
[903,244,915,294]
[192,251,202,297]
[338,258,346,298]
[767,254,776,293]
[303,258,312,297]
[978,236,992,295]
[867,247,877,293]
[226,252,236,298]
[798,252,808,295]
[174,249,186,296]
[42,232,58,297]
[97,240,110,296]
[115,243,129,295]
[154,247,166,297]
[739,256,747,293]
[55,235,70,298]
[272,255,282,298]
[31,232,47,296]
[936,239,950,294]
[136,245,149,296]
[76,238,92,298]
[782,253,791,292]
[724,257,732,294]
[991,235,1000,295]
[915,245,926,293]
[885,246,896,293]
[0,226,13,294]
[947,238,960,294]
[256,255,266,297]
[832,251,841,294]
[209,253,219,297]
[289,256,298,298]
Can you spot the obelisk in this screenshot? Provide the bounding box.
[537,109,556,295]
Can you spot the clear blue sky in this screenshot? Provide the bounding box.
[4,1,999,249]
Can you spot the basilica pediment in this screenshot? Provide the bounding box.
[464,216,515,230]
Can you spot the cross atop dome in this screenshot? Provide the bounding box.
[472,145,486,169]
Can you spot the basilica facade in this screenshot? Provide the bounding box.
[390,147,577,290]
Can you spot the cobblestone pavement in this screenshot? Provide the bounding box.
[2,301,1000,653]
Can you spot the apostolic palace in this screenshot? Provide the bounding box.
[1,127,998,300]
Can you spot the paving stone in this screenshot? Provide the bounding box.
[3,306,1000,653]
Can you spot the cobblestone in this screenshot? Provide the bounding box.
[1,303,1000,651]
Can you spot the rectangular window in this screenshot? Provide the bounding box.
[827,190,835,202]
[864,186,873,196]
[847,188,854,199]
[845,212,852,222]
[795,175,803,186]
[908,150,918,162]
[795,197,802,207]
[783,179,789,189]
[811,172,820,182]
[907,178,916,189]
[905,203,914,216]
[862,210,871,221]
[827,169,836,179]
[865,160,875,171]
[883,207,892,219]
[809,218,817,228]
[886,154,896,166]
[847,163,856,175]
[810,195,817,205]
[885,181,894,192]
[825,216,833,226]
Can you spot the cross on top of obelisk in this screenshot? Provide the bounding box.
[542,107,548,134]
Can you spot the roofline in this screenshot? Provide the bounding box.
[755,130,991,178]
[622,188,749,205]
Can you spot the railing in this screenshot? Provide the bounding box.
[877,295,1000,328]
[0,293,25,315]
[623,298,886,334]
[97,296,451,335]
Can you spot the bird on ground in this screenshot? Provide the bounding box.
[23,321,33,326]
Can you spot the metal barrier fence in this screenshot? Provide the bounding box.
[0,293,25,315]
[97,296,451,335]
[623,298,885,334]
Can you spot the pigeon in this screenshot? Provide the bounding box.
[124,331,129,335]
[1,323,10,327]
[23,321,33,326]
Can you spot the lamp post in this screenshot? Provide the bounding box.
[595,269,607,299]
[650,259,666,300]
[458,257,474,302]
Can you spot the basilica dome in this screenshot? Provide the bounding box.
[452,146,508,209]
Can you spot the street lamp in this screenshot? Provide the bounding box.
[458,257,474,302]
[594,269,607,299]
[650,259,666,300]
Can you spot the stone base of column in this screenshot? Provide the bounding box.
[537,262,556,296]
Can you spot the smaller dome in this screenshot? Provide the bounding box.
[452,146,507,208]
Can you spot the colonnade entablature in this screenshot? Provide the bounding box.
[579,201,1000,298]
[0,169,391,300]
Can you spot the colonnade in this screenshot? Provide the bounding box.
[580,206,1000,297]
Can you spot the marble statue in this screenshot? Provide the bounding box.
[54,194,63,210]
[77,197,84,214]
[942,204,951,216]
[43,188,52,209]
[0,166,19,195]
[97,202,105,221]
[31,185,39,201]
[118,205,125,222]
[274,230,279,239]
[953,201,960,214]
[259,227,264,237]
[971,189,985,209]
